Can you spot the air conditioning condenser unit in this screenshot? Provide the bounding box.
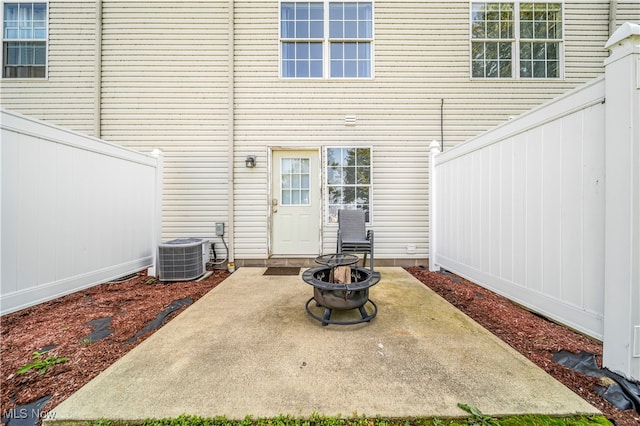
[158,238,208,281]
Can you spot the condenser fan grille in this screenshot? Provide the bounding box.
[158,238,207,281]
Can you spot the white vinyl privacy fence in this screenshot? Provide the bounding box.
[1,109,163,315]
[430,24,640,379]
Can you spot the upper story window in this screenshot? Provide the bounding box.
[471,2,563,79]
[2,1,47,78]
[280,1,373,79]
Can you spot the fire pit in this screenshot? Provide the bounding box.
[302,253,381,326]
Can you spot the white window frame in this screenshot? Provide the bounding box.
[469,0,564,80]
[1,0,49,79]
[325,146,373,225]
[279,0,375,80]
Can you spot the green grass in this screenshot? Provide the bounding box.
[85,413,613,426]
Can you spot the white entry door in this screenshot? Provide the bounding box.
[271,150,320,256]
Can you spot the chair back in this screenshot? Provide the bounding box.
[338,209,366,240]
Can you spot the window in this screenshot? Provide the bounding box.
[280,1,373,79]
[326,147,371,223]
[281,157,311,205]
[471,2,562,79]
[518,3,562,78]
[2,2,47,78]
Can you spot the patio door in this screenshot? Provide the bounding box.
[271,149,321,256]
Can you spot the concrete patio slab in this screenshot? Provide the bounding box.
[45,267,599,425]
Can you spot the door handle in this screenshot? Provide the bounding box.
[272,198,278,213]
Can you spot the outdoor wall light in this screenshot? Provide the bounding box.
[245,155,256,168]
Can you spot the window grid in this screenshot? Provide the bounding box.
[2,1,47,78]
[519,2,562,79]
[326,147,372,224]
[281,158,311,206]
[280,1,373,79]
[471,41,513,78]
[470,1,562,79]
[330,41,370,78]
[519,41,559,78]
[328,1,372,78]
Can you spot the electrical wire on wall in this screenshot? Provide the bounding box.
[440,98,445,152]
[208,238,229,269]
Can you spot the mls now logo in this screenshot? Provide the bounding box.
[1,396,54,423]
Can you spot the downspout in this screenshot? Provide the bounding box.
[226,0,235,263]
[94,0,102,138]
[608,0,618,37]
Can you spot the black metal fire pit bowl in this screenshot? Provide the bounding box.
[302,266,381,326]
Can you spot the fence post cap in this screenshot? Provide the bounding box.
[605,22,640,50]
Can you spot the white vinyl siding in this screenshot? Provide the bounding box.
[1,1,629,261]
[100,1,231,242]
[234,0,613,260]
[0,1,97,134]
[615,1,640,28]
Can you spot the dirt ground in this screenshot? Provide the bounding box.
[1,266,639,426]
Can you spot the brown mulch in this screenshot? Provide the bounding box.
[406,266,640,426]
[1,266,638,425]
[1,269,229,425]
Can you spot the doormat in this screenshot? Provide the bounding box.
[263,267,301,276]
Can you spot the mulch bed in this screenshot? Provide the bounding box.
[1,266,639,426]
[1,270,229,425]
[406,266,640,426]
